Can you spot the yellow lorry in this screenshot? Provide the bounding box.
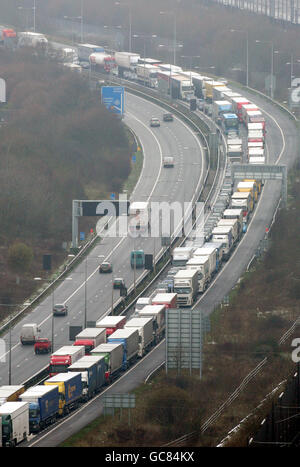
[237,180,258,202]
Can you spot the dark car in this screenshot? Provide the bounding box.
[99,261,113,273]
[113,277,125,289]
[53,303,68,316]
[163,113,174,122]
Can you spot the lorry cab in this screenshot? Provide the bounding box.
[130,250,145,269]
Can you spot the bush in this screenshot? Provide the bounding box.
[8,242,33,272]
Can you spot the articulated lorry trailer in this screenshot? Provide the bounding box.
[0,386,25,405]
[44,372,82,416]
[74,328,106,355]
[68,355,106,400]
[125,317,154,357]
[0,401,29,447]
[107,328,139,369]
[20,385,59,433]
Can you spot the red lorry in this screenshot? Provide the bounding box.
[95,316,126,337]
[151,293,178,309]
[0,28,17,46]
[49,346,85,376]
[73,328,106,355]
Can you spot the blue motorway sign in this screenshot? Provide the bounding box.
[101,86,124,116]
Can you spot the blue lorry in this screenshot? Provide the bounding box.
[44,372,82,416]
[68,355,106,401]
[19,385,59,433]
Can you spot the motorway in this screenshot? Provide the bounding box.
[26,84,300,446]
[0,92,206,386]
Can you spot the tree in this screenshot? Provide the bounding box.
[8,243,33,272]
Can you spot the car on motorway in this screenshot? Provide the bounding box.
[99,261,113,273]
[34,338,52,354]
[53,303,68,316]
[150,117,160,127]
[163,156,175,168]
[163,113,174,122]
[113,277,125,289]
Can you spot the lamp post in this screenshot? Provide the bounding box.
[133,33,157,86]
[181,55,200,96]
[160,10,177,66]
[64,15,82,47]
[34,276,72,353]
[82,254,105,328]
[255,39,274,98]
[80,0,83,43]
[230,29,249,87]
[33,0,36,32]
[18,5,34,31]
[115,1,132,53]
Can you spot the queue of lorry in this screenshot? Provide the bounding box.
[0,28,269,446]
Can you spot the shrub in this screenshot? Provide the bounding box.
[8,242,33,272]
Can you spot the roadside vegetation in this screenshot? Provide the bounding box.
[0,49,131,321]
[4,0,299,103]
[61,162,300,447]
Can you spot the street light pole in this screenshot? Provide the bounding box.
[256,39,274,98]
[84,257,87,328]
[33,0,36,32]
[9,322,11,385]
[115,2,132,53]
[160,10,177,66]
[80,0,83,43]
[271,41,274,99]
[230,29,249,87]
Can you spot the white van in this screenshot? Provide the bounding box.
[20,323,40,345]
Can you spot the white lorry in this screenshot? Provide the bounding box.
[107,328,139,367]
[0,401,29,447]
[128,201,150,236]
[186,256,210,292]
[230,191,253,219]
[173,269,199,307]
[223,209,243,234]
[249,156,265,165]
[227,137,243,163]
[135,297,152,312]
[20,323,40,344]
[77,43,105,62]
[217,218,239,244]
[211,225,233,260]
[138,304,166,343]
[193,246,218,278]
[17,31,48,49]
[125,317,154,357]
[136,63,158,88]
[171,246,194,267]
[114,51,140,78]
